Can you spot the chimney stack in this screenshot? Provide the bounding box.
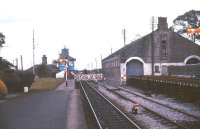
[158,17,168,30]
[42,55,47,65]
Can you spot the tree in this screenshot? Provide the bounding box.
[0,33,5,47]
[172,10,200,41]
[0,57,14,71]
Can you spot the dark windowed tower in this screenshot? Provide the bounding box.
[61,47,69,58]
[58,47,76,71]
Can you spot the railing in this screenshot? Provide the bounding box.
[127,76,200,88]
[75,74,103,81]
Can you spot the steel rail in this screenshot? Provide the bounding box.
[100,83,189,129]
[84,81,142,129]
[80,81,103,129]
[120,87,200,121]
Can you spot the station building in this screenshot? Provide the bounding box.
[57,47,76,72]
[102,17,200,85]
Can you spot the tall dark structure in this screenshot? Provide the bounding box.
[42,55,47,65]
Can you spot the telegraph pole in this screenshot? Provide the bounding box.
[95,58,97,70]
[91,63,93,70]
[87,64,90,70]
[16,58,18,70]
[123,28,126,46]
[20,55,23,71]
[151,16,155,76]
[100,54,102,65]
[32,29,35,75]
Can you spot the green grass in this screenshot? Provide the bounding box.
[30,78,64,91]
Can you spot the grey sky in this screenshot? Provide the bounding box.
[0,0,199,70]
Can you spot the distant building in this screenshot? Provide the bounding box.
[57,47,76,71]
[26,55,59,77]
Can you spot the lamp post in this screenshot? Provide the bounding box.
[95,58,97,69]
[32,30,35,75]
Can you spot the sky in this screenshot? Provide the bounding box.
[0,0,199,70]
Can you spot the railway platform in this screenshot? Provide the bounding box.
[0,80,88,129]
[56,80,88,129]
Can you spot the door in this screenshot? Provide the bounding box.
[126,60,144,76]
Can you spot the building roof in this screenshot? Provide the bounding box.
[102,29,200,63]
[102,32,152,61]
[26,64,58,73]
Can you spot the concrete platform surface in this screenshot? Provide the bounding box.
[0,79,88,129]
[56,80,88,129]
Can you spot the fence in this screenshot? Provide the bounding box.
[168,64,200,77]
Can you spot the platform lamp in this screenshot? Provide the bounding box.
[64,59,69,80]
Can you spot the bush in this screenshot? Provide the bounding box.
[0,80,8,96]
[17,71,34,88]
[4,70,34,92]
[0,57,35,93]
[2,70,21,92]
[0,69,34,93]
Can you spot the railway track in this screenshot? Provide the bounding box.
[97,82,200,129]
[120,87,200,121]
[80,81,141,129]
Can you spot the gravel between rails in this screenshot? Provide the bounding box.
[95,84,180,129]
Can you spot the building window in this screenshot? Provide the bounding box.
[161,40,167,58]
[160,33,167,40]
[155,65,160,73]
[117,60,119,67]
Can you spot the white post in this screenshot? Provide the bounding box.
[24,87,28,93]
